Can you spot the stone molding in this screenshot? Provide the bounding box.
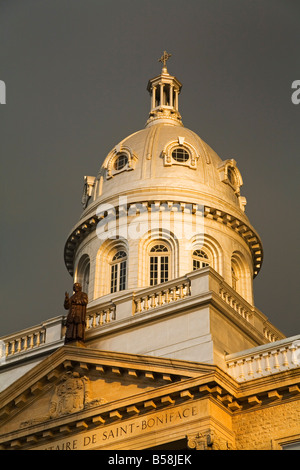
[0,347,299,450]
[64,199,263,277]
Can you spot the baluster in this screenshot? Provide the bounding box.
[289,344,298,365]
[281,347,289,367]
[40,330,46,345]
[99,311,104,326]
[158,291,163,306]
[263,352,271,372]
[29,334,34,349]
[246,357,254,377]
[150,294,156,308]
[173,287,177,301]
[272,350,280,369]
[255,355,262,375]
[179,284,184,299]
[237,359,245,380]
[136,298,142,313]
[106,309,111,323]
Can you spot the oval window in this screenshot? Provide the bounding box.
[114,154,128,170]
[171,147,190,162]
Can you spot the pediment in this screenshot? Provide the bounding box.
[0,345,216,447]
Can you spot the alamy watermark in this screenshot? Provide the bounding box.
[291,80,300,105]
[96,196,205,245]
[0,80,6,104]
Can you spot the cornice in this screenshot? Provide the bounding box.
[64,199,263,277]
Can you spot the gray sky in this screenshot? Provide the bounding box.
[0,0,299,337]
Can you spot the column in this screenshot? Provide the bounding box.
[152,86,156,109]
[160,83,164,106]
[169,84,174,107]
[174,89,179,110]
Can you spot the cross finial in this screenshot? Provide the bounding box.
[158,50,172,68]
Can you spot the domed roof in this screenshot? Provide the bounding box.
[80,60,247,221]
[83,121,246,224]
[65,59,263,279]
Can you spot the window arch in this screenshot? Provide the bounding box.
[76,254,90,295]
[192,249,210,270]
[149,243,170,286]
[110,250,127,293]
[163,140,198,169]
[105,147,138,179]
[230,251,253,304]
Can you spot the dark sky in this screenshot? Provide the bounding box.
[0,0,299,338]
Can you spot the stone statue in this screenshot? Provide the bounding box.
[64,283,88,344]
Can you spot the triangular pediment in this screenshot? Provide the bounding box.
[0,345,218,448]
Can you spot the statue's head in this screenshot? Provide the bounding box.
[73,283,82,292]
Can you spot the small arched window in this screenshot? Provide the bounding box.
[192,249,210,270]
[149,244,170,286]
[110,250,127,293]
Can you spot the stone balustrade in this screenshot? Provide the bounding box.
[226,335,300,382]
[0,316,64,362]
[86,305,116,329]
[0,268,286,366]
[133,278,191,315]
[4,329,46,357]
[219,286,252,323]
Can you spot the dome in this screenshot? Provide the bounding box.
[83,122,246,222]
[64,58,263,305]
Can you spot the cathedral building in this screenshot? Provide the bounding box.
[0,54,299,451]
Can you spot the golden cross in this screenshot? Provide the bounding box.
[158,51,172,67]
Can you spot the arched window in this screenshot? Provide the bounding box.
[192,249,210,270]
[231,265,238,291]
[76,255,90,295]
[149,244,170,286]
[82,260,90,294]
[110,250,127,293]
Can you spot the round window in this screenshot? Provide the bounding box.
[171,147,190,162]
[114,154,128,170]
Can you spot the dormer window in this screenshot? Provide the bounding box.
[105,147,138,179]
[163,139,198,169]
